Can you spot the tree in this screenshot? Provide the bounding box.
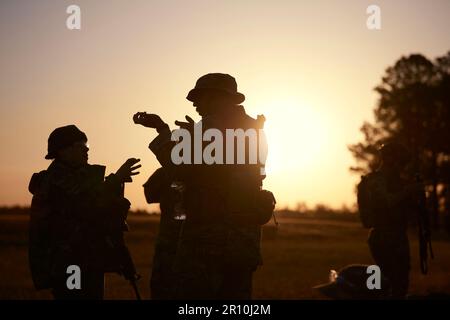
[349,52,450,229]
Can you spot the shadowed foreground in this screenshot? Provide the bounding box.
[1,210,449,299]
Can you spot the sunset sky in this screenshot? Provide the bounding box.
[1,0,450,211]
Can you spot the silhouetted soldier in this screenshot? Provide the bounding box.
[357,142,422,299]
[143,167,183,299]
[133,73,275,299]
[28,125,141,299]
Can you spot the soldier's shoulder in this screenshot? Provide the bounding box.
[359,171,385,189]
[233,108,264,130]
[363,171,383,180]
[29,170,49,194]
[85,164,106,180]
[45,163,105,193]
[88,164,106,171]
[43,162,74,186]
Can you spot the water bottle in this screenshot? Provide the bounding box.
[170,181,186,220]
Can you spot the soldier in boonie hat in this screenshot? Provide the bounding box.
[186,73,245,104]
[313,264,391,300]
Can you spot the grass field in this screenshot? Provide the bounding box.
[1,210,449,300]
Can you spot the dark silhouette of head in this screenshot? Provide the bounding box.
[46,125,89,167]
[186,73,245,117]
[378,142,411,173]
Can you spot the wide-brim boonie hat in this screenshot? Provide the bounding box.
[313,281,340,298]
[186,73,245,104]
[313,264,391,299]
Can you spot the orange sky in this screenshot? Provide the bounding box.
[1,0,450,211]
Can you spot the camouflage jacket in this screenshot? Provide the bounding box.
[28,160,130,289]
[148,105,268,268]
[366,170,415,232]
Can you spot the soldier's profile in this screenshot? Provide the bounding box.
[133,73,276,299]
[28,124,141,299]
[357,142,429,299]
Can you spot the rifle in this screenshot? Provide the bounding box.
[415,174,434,274]
[115,236,142,300]
[410,138,434,275]
[107,182,142,300]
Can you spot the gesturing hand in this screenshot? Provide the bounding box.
[133,112,166,130]
[116,158,141,183]
[174,115,195,130]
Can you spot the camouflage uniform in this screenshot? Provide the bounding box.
[29,161,130,299]
[149,104,268,299]
[143,167,183,299]
[366,170,412,298]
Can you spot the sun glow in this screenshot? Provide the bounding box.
[258,99,329,176]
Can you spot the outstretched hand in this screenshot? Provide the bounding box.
[116,158,141,183]
[175,115,195,130]
[133,112,166,130]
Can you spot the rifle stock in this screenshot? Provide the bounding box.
[115,182,142,300]
[415,174,434,275]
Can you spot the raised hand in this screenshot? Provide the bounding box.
[175,115,195,130]
[116,158,141,183]
[133,112,166,130]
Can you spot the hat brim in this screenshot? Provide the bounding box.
[186,88,245,104]
[313,282,340,299]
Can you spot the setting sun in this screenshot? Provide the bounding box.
[260,99,329,176]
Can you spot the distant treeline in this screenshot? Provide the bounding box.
[0,206,30,215]
[0,205,358,221]
[275,203,359,222]
[0,206,158,216]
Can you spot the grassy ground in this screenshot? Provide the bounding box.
[1,211,449,299]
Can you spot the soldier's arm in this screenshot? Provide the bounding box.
[51,167,126,223]
[148,126,176,167]
[143,168,171,204]
[28,171,52,248]
[257,127,268,180]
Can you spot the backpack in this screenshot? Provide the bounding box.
[225,113,276,226]
[227,188,276,226]
[357,173,377,228]
[28,170,53,290]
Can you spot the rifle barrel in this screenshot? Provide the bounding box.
[131,280,141,300]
